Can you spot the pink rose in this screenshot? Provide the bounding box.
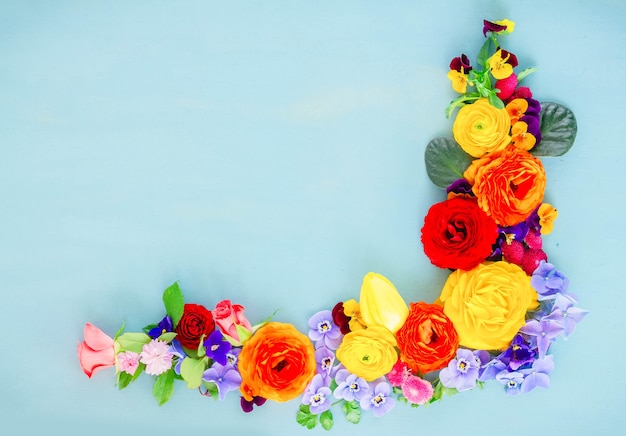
[77,323,115,378]
[213,300,253,343]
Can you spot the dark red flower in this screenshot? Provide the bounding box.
[175,303,215,349]
[421,198,498,271]
[331,302,351,335]
[449,54,472,73]
[483,20,508,37]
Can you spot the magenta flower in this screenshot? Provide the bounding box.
[117,351,140,376]
[386,359,410,387]
[139,339,174,376]
[302,374,333,415]
[401,375,433,405]
[202,362,242,400]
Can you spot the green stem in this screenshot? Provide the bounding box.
[444,93,480,118]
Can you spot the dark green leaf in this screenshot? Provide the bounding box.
[425,137,473,188]
[533,102,577,156]
[342,400,361,424]
[162,282,185,328]
[477,37,492,68]
[320,410,333,431]
[296,405,318,430]
[153,369,175,406]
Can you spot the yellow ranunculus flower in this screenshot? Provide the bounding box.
[438,261,538,350]
[452,98,511,158]
[335,326,398,381]
[359,272,409,333]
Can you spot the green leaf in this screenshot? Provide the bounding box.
[533,102,577,156]
[296,404,318,430]
[162,282,185,328]
[203,381,219,399]
[425,137,473,188]
[516,67,538,83]
[117,332,151,353]
[180,357,207,389]
[320,410,334,431]
[153,368,175,406]
[114,322,126,340]
[157,332,177,344]
[342,400,361,424]
[487,92,504,109]
[117,363,145,389]
[477,37,492,68]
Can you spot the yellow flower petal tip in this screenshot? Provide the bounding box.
[359,272,409,333]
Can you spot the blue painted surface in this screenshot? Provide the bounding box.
[1,1,624,434]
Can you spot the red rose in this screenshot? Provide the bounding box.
[421,197,498,271]
[175,304,215,349]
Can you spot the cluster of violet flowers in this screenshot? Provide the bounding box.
[439,260,587,395]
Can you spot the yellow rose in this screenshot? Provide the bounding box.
[453,98,511,158]
[437,261,538,350]
[335,326,398,381]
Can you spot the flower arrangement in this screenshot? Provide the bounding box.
[78,19,586,431]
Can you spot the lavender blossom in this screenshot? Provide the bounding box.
[543,294,588,338]
[360,379,396,417]
[496,370,525,395]
[520,355,554,393]
[333,369,369,402]
[202,362,242,400]
[520,319,565,358]
[302,374,332,415]
[308,310,343,350]
[439,348,480,391]
[531,260,570,300]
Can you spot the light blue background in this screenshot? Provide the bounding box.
[1,1,624,434]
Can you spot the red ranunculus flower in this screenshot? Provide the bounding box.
[175,303,215,349]
[421,197,498,271]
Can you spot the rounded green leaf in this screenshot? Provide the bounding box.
[425,137,473,188]
[533,102,577,156]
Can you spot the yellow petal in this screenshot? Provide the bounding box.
[359,272,409,333]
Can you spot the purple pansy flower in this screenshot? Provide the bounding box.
[360,379,395,417]
[531,261,570,300]
[446,178,474,196]
[520,319,565,358]
[148,315,174,339]
[483,19,508,37]
[308,310,343,350]
[315,346,335,383]
[439,348,480,392]
[168,339,187,375]
[520,355,554,394]
[240,396,266,413]
[499,334,536,370]
[204,330,232,366]
[333,369,370,401]
[225,347,241,369]
[302,374,332,415]
[202,362,242,401]
[496,370,525,395]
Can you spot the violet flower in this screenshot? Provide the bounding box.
[202,362,242,401]
[308,310,343,350]
[360,379,395,417]
[315,346,335,384]
[483,19,508,37]
[520,319,565,358]
[499,334,536,370]
[543,294,588,338]
[446,178,474,196]
[147,315,173,339]
[225,347,241,369]
[240,396,266,413]
[531,261,570,301]
[478,357,507,382]
[168,339,186,375]
[204,330,232,366]
[450,54,472,73]
[301,374,332,415]
[521,355,554,393]
[439,348,480,392]
[496,370,525,395]
[333,369,369,402]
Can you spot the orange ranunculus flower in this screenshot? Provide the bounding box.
[452,98,511,158]
[464,146,546,227]
[395,302,459,374]
[238,322,315,402]
[438,261,538,350]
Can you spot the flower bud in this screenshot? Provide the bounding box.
[359,272,409,333]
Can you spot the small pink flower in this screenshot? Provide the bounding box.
[213,300,253,343]
[386,359,411,387]
[77,323,116,378]
[117,351,140,376]
[139,340,173,376]
[401,375,434,405]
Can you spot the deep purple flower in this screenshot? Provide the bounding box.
[240,396,266,413]
[202,362,242,400]
[520,319,565,358]
[168,339,187,375]
[315,346,335,383]
[148,316,174,339]
[360,380,395,417]
[449,54,472,73]
[531,260,570,300]
[446,178,474,196]
[526,208,541,231]
[499,334,536,370]
[204,330,232,366]
[496,370,525,395]
[439,348,480,392]
[520,355,554,393]
[543,294,588,338]
[333,369,370,401]
[308,310,343,350]
[499,222,529,244]
[302,374,332,415]
[483,19,508,37]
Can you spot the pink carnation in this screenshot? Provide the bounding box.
[117,351,140,376]
[386,359,411,387]
[401,375,434,405]
[139,339,173,376]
